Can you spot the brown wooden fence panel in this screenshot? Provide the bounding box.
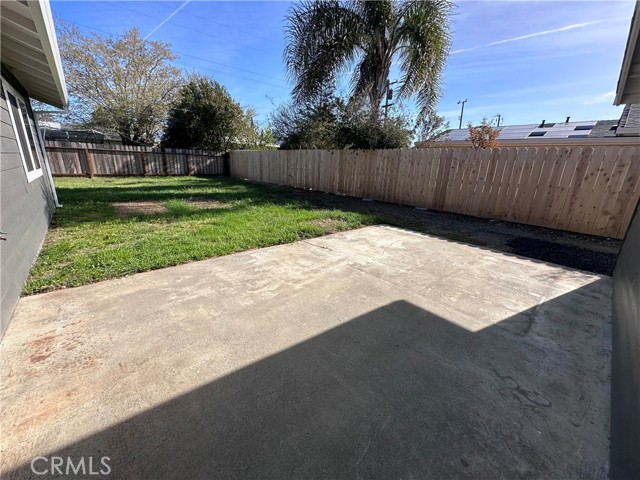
[45,143,87,175]
[45,141,225,177]
[230,147,640,239]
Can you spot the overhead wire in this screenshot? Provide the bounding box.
[103,1,280,58]
[62,19,289,90]
[174,62,286,90]
[150,0,282,47]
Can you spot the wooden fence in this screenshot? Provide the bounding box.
[46,142,226,177]
[230,146,640,239]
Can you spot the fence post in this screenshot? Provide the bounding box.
[84,147,96,178]
[223,152,231,177]
[161,147,168,175]
[186,151,193,176]
[140,152,147,176]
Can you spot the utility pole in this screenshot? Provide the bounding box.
[383,80,399,124]
[495,114,502,127]
[457,99,467,129]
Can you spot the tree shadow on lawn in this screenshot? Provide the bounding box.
[55,178,285,206]
[52,177,327,228]
[51,176,620,275]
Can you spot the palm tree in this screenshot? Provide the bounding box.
[284,0,452,121]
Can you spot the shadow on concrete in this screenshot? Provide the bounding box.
[506,237,617,276]
[6,282,611,479]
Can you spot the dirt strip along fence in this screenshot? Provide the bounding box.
[46,142,226,177]
[230,146,640,239]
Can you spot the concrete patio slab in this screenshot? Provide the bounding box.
[1,226,611,479]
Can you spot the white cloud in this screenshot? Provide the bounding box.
[451,21,601,55]
[583,91,616,105]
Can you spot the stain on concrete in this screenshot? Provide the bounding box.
[28,334,55,364]
[0,227,611,479]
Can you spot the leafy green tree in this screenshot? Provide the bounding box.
[335,98,412,149]
[270,88,340,149]
[235,107,277,149]
[58,24,182,144]
[162,76,245,151]
[270,92,412,150]
[257,126,277,149]
[284,0,452,121]
[236,107,260,148]
[415,110,451,147]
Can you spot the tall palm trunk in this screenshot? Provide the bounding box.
[370,29,392,121]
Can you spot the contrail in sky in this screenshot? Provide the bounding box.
[451,21,600,54]
[144,0,191,40]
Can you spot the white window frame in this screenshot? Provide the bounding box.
[2,80,44,183]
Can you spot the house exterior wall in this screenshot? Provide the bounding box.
[0,65,56,336]
[611,198,640,480]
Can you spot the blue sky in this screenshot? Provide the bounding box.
[51,0,635,128]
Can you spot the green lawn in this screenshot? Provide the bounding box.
[25,176,381,295]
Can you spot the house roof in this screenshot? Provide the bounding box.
[1,0,68,109]
[588,120,620,138]
[442,120,614,142]
[615,1,640,105]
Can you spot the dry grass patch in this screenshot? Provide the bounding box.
[186,197,226,209]
[310,218,352,233]
[113,201,167,216]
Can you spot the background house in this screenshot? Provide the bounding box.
[40,120,123,145]
[444,118,618,140]
[1,0,68,335]
[433,12,640,150]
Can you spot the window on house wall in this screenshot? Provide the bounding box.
[2,81,43,182]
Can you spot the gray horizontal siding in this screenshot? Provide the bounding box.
[0,69,55,336]
[1,135,20,154]
[1,106,12,127]
[1,132,23,172]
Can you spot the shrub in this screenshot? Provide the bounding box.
[467,118,500,148]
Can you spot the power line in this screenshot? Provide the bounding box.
[174,61,286,90]
[103,1,280,58]
[177,51,286,83]
[150,0,282,47]
[63,19,289,89]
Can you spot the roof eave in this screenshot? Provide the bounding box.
[615,1,640,106]
[28,0,68,109]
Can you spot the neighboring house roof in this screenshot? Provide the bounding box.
[1,0,68,108]
[441,120,617,142]
[615,1,640,105]
[587,120,620,138]
[39,121,123,144]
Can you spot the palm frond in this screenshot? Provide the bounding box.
[284,0,452,121]
[394,0,452,118]
[357,0,395,35]
[284,0,366,104]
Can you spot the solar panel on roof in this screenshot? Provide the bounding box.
[440,119,615,141]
